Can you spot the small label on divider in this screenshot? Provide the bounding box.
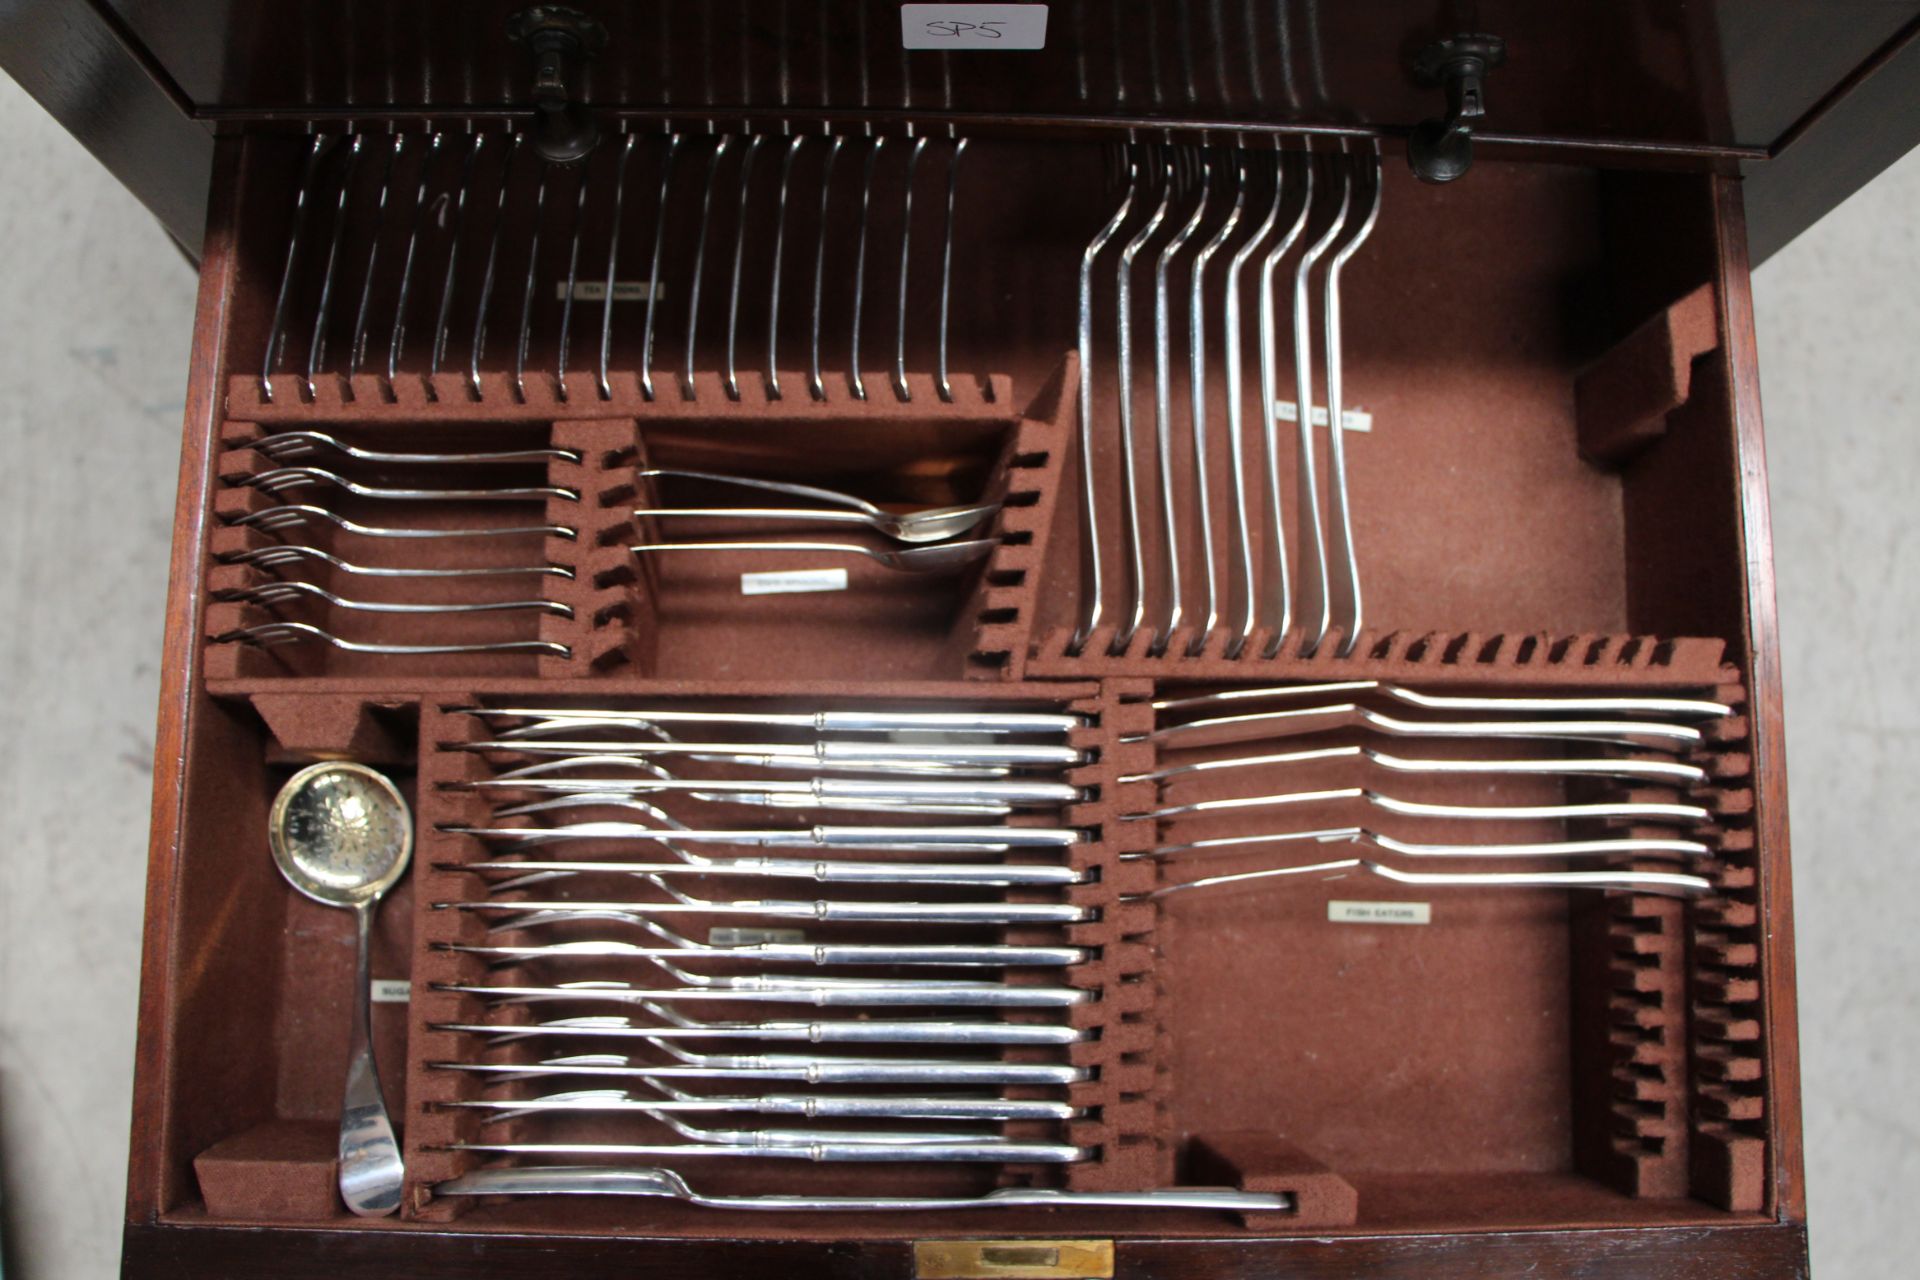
[741,567,850,596]
[371,978,411,1003]
[1328,900,1431,926]
[554,281,663,302]
[901,4,1049,49]
[1274,400,1373,432]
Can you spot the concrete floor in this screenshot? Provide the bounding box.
[0,71,1914,1278]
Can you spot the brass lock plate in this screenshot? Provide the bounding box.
[914,1238,1115,1279]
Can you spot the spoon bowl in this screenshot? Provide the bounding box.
[270,761,412,907]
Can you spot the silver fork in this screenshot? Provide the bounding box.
[220,544,571,579]
[249,430,578,466]
[241,466,577,502]
[228,504,576,541]
[213,620,570,658]
[214,579,572,617]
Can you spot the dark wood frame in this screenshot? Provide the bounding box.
[4,3,1918,265]
[123,1219,1809,1279]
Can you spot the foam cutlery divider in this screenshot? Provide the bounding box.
[404,698,497,1219]
[202,363,1070,685]
[399,684,1160,1227]
[1128,670,1764,1227]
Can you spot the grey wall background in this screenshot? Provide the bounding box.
[0,71,1913,1277]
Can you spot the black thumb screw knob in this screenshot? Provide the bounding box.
[1407,33,1505,184]
[507,6,609,165]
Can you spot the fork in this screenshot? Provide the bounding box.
[213,620,571,657]
[229,503,577,541]
[220,544,571,579]
[249,430,579,466]
[241,465,576,502]
[215,579,572,616]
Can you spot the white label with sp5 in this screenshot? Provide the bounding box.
[901,4,1048,50]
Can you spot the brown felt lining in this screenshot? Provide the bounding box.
[144,136,1780,1241]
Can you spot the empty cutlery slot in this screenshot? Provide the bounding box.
[147,693,422,1221]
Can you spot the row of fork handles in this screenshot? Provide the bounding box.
[1072,136,1384,663]
[260,125,982,408]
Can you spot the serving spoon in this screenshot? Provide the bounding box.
[631,539,997,574]
[636,467,1000,543]
[633,504,999,544]
[268,761,413,1217]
